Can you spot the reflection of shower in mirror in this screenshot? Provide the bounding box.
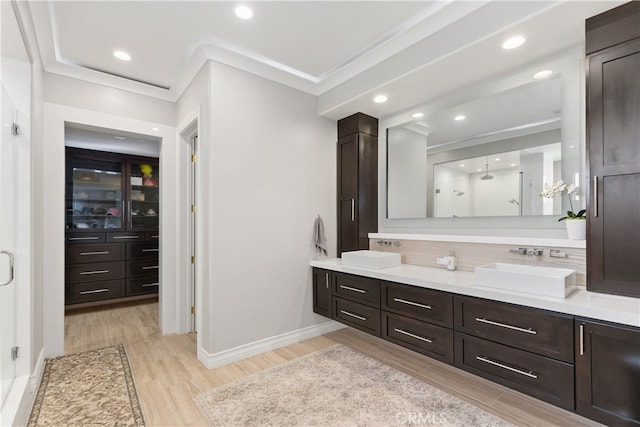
[508,198,520,206]
[453,189,465,196]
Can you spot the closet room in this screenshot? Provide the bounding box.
[63,123,161,352]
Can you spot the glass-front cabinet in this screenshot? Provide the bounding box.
[129,161,160,230]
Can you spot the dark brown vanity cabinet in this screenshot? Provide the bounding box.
[65,148,159,307]
[575,319,640,426]
[312,268,332,318]
[331,272,381,336]
[337,113,378,256]
[586,1,640,298]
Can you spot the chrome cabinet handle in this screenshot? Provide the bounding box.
[142,265,159,270]
[394,328,432,343]
[150,235,159,239]
[475,317,537,335]
[340,310,366,321]
[325,273,329,289]
[142,283,159,288]
[142,248,159,252]
[0,250,15,286]
[476,355,538,379]
[113,235,139,240]
[579,324,585,356]
[593,176,598,218]
[79,270,109,275]
[68,237,99,241]
[80,251,109,256]
[351,198,355,221]
[79,288,109,295]
[339,285,366,294]
[393,298,431,310]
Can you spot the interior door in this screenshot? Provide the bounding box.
[0,84,18,410]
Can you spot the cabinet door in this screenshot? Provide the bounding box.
[587,38,640,298]
[128,159,160,231]
[312,268,331,318]
[337,135,358,255]
[576,320,640,426]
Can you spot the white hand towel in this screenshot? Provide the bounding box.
[313,215,328,256]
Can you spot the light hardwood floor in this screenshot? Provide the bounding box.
[64,302,602,426]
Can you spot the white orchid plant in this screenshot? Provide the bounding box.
[540,180,586,221]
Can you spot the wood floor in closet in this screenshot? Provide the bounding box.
[64,301,602,426]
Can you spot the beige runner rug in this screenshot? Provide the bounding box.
[194,344,512,426]
[28,344,145,426]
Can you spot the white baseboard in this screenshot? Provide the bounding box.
[1,349,44,427]
[198,320,345,369]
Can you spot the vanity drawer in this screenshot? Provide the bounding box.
[65,279,126,305]
[455,332,574,410]
[127,259,160,278]
[126,242,159,259]
[66,261,125,283]
[106,232,144,243]
[145,231,160,242]
[126,276,159,296]
[66,243,124,264]
[332,297,380,336]
[333,273,380,308]
[454,296,574,362]
[382,311,453,364]
[66,232,105,244]
[382,281,453,328]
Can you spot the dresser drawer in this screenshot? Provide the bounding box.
[106,232,144,243]
[333,273,380,308]
[66,243,124,264]
[66,280,125,305]
[66,261,125,283]
[382,311,453,364]
[454,296,574,362]
[144,231,160,242]
[382,281,453,327]
[455,333,574,410]
[126,276,159,296]
[127,259,160,277]
[333,297,380,336]
[126,242,159,259]
[66,232,105,244]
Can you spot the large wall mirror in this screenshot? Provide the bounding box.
[384,50,585,222]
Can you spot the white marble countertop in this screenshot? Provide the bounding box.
[310,258,640,328]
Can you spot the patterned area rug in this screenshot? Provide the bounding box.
[194,344,512,426]
[28,344,145,426]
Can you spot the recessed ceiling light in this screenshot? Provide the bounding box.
[494,158,501,161]
[534,70,553,79]
[502,36,525,50]
[152,127,159,131]
[412,112,424,119]
[114,136,126,140]
[569,145,575,149]
[511,163,517,167]
[235,5,253,20]
[374,95,388,103]
[454,115,466,121]
[113,50,131,61]
[477,168,483,172]
[459,164,465,167]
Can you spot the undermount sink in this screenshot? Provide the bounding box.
[475,263,577,298]
[341,250,401,270]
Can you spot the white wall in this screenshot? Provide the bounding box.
[194,62,336,363]
[387,128,427,218]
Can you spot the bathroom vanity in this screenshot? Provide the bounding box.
[311,261,640,426]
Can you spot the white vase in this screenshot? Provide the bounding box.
[565,219,586,240]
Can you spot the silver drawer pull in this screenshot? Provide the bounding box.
[69,237,99,241]
[142,265,159,270]
[142,283,159,288]
[394,328,432,343]
[475,317,537,335]
[150,235,159,239]
[79,270,109,275]
[393,298,432,310]
[80,251,109,256]
[339,285,366,294]
[79,288,110,295]
[340,310,367,321]
[476,355,538,379]
[142,248,159,252]
[113,236,140,240]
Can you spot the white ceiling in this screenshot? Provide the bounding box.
[23,1,626,120]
